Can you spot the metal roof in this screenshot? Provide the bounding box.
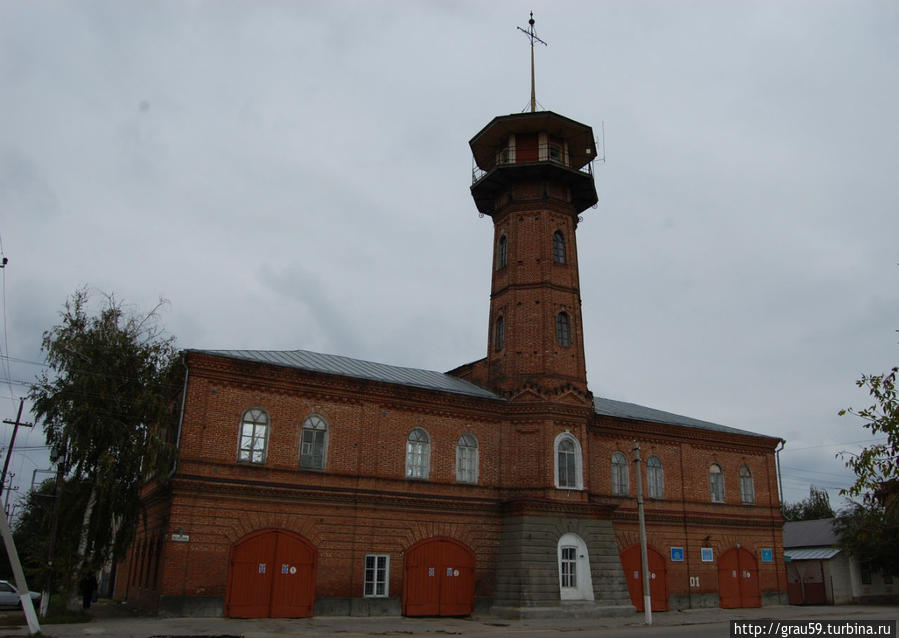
[593,397,775,439]
[783,518,838,548]
[191,349,502,400]
[785,548,841,561]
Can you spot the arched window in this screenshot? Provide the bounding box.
[497,235,508,270]
[495,316,504,351]
[238,408,269,464]
[554,433,583,490]
[556,312,572,347]
[647,455,664,499]
[405,428,430,480]
[553,230,566,263]
[557,533,594,601]
[740,465,755,504]
[611,452,629,495]
[710,463,725,503]
[456,432,479,484]
[300,414,328,470]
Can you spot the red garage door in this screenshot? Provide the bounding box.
[718,547,760,609]
[620,544,669,611]
[403,537,475,616]
[225,529,317,618]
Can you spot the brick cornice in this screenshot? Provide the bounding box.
[171,473,502,515]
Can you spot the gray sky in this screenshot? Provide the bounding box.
[1,1,897,516]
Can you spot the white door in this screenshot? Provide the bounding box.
[557,533,594,601]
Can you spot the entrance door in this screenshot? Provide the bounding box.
[403,537,475,616]
[225,529,317,618]
[620,544,668,611]
[718,546,760,608]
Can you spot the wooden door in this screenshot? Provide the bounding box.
[718,547,760,609]
[620,544,669,611]
[226,529,317,618]
[403,537,475,616]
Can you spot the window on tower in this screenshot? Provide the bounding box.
[497,235,508,270]
[549,143,562,163]
[553,230,566,264]
[495,316,504,351]
[556,312,571,347]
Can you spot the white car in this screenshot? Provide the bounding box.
[0,580,40,610]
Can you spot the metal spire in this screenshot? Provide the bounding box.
[517,11,547,113]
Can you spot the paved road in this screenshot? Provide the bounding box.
[0,603,895,637]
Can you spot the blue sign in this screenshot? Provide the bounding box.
[761,548,773,563]
[670,547,684,562]
[701,547,714,563]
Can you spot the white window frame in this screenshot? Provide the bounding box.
[238,408,269,464]
[739,465,755,504]
[557,532,594,601]
[300,414,329,470]
[611,451,629,495]
[710,463,725,503]
[363,554,390,598]
[647,455,664,499]
[554,432,583,490]
[456,432,479,484]
[405,427,431,480]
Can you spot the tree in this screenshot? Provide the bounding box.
[28,289,179,594]
[835,363,899,577]
[12,478,93,591]
[838,366,898,503]
[834,500,899,579]
[782,485,835,521]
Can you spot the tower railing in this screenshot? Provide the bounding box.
[471,154,594,185]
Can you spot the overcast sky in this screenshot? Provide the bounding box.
[1,1,897,516]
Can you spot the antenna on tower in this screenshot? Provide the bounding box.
[517,11,547,113]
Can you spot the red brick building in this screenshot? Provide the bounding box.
[115,109,787,618]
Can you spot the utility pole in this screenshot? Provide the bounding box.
[0,399,40,634]
[2,398,34,502]
[633,440,652,625]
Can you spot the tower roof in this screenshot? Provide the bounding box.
[469,110,597,171]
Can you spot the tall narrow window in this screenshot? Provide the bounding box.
[363,555,389,597]
[553,230,566,263]
[554,433,583,489]
[497,235,508,270]
[300,414,328,470]
[647,455,664,499]
[456,433,479,484]
[611,452,629,495]
[495,316,504,351]
[740,465,755,504]
[238,408,269,464]
[559,546,577,588]
[556,312,572,347]
[405,428,430,479]
[710,463,725,503]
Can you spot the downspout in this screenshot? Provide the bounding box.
[775,439,785,509]
[170,351,190,478]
